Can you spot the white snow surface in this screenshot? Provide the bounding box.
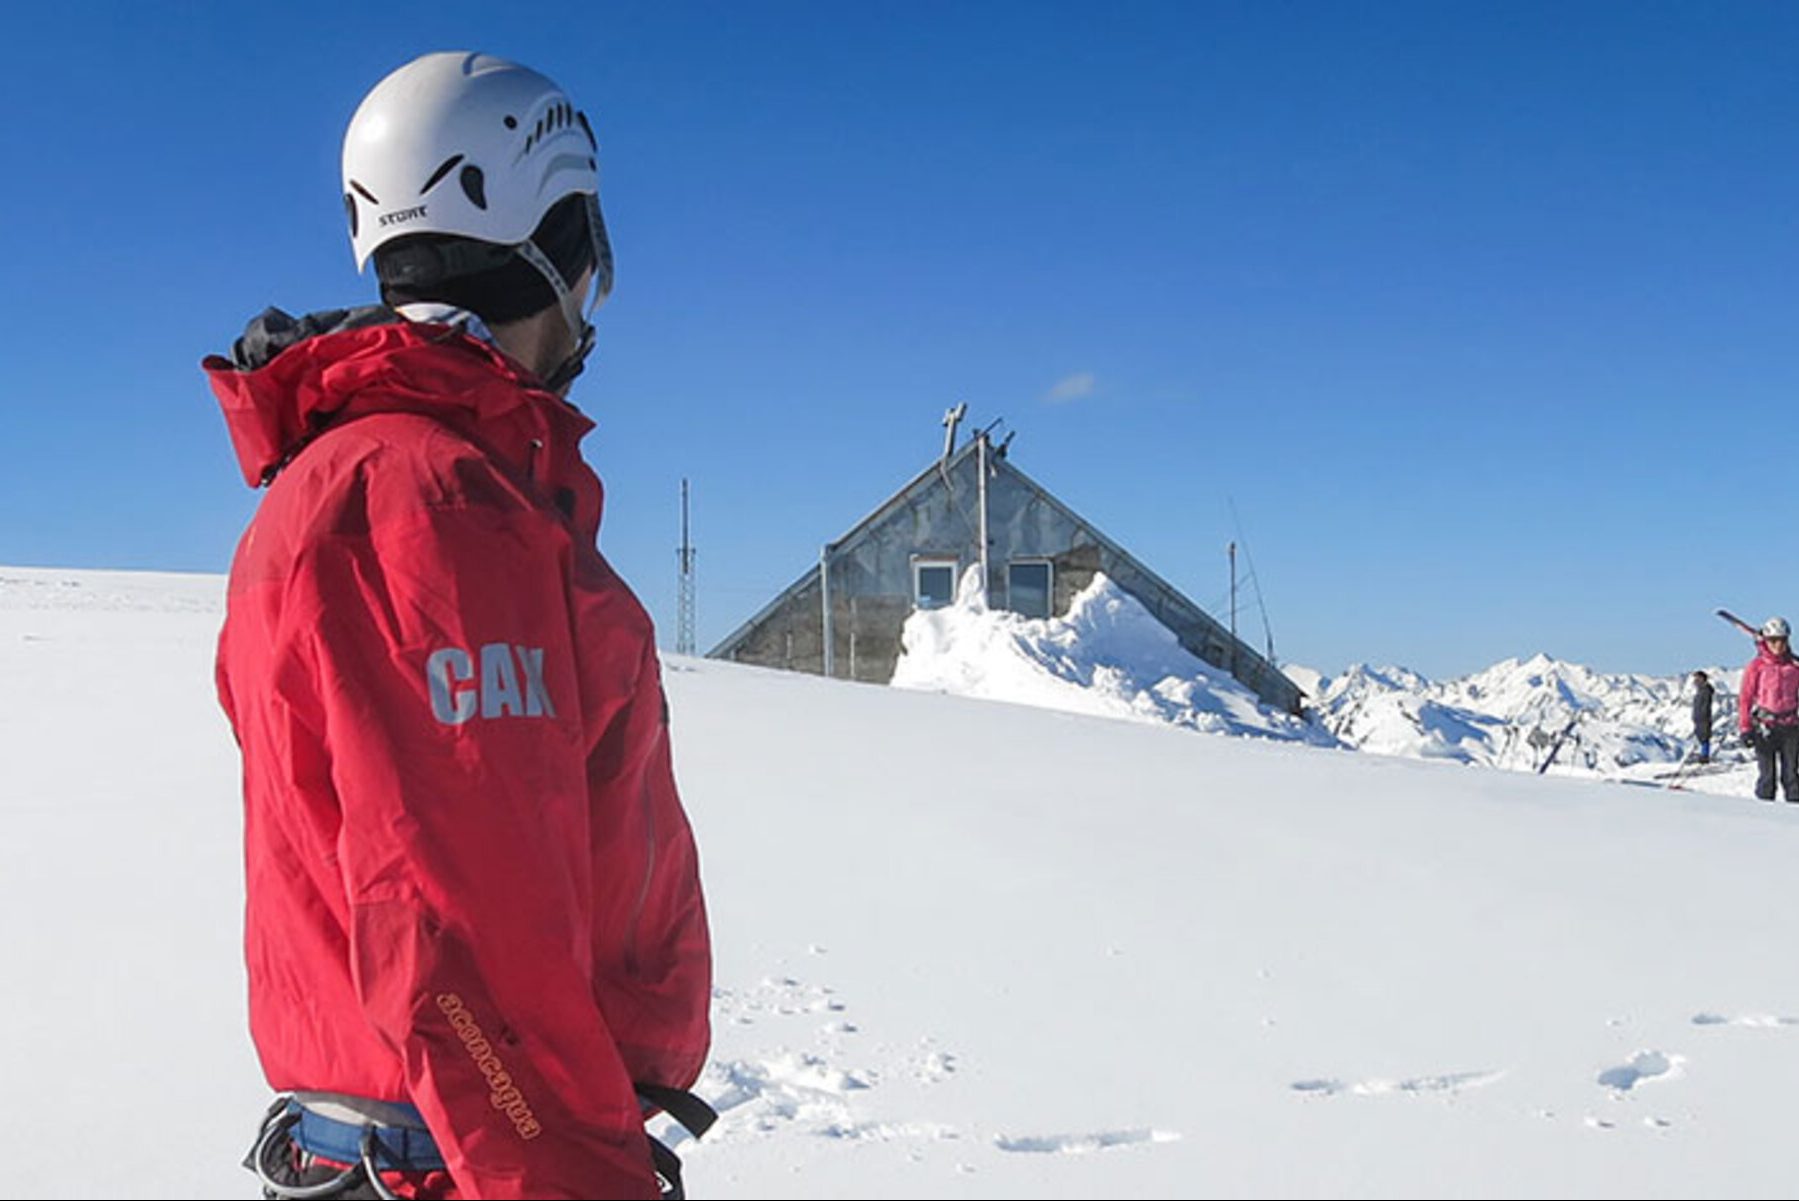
[7,565,1799,1199]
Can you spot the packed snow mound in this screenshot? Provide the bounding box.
[891,568,1336,745]
[1310,652,1741,777]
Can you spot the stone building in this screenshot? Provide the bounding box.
[709,422,1302,715]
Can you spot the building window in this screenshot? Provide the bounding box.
[1008,560,1052,618]
[914,559,957,609]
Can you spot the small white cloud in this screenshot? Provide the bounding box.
[1043,372,1096,403]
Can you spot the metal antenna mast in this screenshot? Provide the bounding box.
[1228,497,1278,667]
[1228,540,1238,675]
[676,478,696,655]
[941,402,967,461]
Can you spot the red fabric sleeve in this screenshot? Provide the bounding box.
[299,500,660,1200]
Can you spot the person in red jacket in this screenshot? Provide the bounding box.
[207,53,712,1200]
[1739,616,1799,802]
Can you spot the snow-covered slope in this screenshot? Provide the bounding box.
[10,565,1799,1200]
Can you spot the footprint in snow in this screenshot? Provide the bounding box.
[1692,1011,1799,1028]
[1597,1049,1682,1092]
[1290,1069,1505,1098]
[712,975,846,1026]
[994,1128,1180,1155]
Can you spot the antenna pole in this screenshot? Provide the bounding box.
[820,544,834,678]
[676,479,696,655]
[1227,498,1279,667]
[941,402,968,461]
[1228,540,1238,675]
[976,430,990,604]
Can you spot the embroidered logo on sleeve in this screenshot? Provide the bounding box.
[426,644,556,725]
[436,993,543,1140]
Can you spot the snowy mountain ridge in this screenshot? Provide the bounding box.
[1301,652,1740,778]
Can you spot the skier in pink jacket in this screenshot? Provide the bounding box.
[1739,616,1799,802]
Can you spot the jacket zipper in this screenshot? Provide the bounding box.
[624,768,658,977]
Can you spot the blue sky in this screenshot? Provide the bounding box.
[2,1,1795,679]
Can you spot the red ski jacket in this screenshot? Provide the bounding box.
[206,310,711,1199]
[1740,643,1799,732]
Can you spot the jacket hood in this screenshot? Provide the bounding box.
[204,306,593,488]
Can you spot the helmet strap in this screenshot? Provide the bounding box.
[541,323,595,394]
[584,193,614,302]
[513,237,597,392]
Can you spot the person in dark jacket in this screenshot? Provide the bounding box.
[211,53,712,1200]
[1691,670,1715,763]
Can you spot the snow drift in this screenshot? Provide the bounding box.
[891,569,1333,745]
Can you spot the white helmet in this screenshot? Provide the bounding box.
[1764,617,1791,640]
[342,52,612,308]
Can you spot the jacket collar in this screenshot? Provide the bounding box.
[204,306,595,492]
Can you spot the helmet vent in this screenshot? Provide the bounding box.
[419,154,466,196]
[576,111,596,150]
[460,165,487,210]
[524,103,579,155]
[350,180,381,206]
[343,192,359,239]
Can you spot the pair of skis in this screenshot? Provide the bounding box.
[1717,609,1764,641]
[1535,714,1580,776]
